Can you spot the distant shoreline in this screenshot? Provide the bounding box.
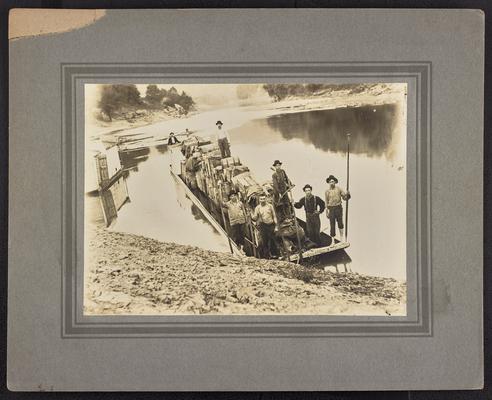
[86,83,405,140]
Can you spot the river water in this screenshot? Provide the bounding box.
[92,103,406,280]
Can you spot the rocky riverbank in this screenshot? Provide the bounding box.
[84,226,406,316]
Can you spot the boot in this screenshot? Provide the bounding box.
[339,228,345,242]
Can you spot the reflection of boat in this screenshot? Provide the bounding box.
[170,167,243,257]
[169,136,349,262]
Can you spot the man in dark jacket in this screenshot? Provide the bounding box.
[294,184,325,245]
[167,132,180,145]
[271,160,293,221]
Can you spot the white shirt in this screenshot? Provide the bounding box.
[217,127,228,140]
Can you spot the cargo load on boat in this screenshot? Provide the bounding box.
[169,134,349,262]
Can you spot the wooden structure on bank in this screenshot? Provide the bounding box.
[92,147,130,227]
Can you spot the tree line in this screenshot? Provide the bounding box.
[262,83,380,102]
[97,84,195,121]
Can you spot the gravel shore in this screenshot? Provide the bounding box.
[84,226,406,316]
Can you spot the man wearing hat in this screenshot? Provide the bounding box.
[325,175,351,241]
[167,132,180,145]
[272,160,293,221]
[252,193,279,259]
[185,151,201,190]
[294,184,326,245]
[223,191,247,249]
[215,120,231,158]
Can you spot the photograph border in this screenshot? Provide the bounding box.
[62,62,431,338]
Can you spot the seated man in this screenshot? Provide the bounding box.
[167,132,180,145]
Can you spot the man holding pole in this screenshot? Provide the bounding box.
[271,160,294,221]
[324,175,350,242]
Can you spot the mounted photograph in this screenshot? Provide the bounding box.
[84,82,407,316]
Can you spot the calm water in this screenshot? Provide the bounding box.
[94,104,406,279]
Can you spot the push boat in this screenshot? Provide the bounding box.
[168,135,350,262]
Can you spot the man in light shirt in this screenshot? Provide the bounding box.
[224,191,247,249]
[324,175,351,241]
[215,120,231,158]
[252,193,278,259]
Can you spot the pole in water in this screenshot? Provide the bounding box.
[345,133,350,240]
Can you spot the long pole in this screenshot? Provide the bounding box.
[242,202,258,258]
[345,133,351,240]
[287,190,303,263]
[219,182,234,254]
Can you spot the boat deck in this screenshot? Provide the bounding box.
[170,167,349,262]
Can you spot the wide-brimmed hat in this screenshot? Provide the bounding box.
[303,184,313,191]
[228,191,238,198]
[216,120,223,126]
[169,132,175,135]
[273,160,282,166]
[326,175,338,183]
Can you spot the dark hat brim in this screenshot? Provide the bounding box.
[303,185,313,191]
[326,176,339,184]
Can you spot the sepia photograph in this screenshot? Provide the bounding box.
[84,82,407,316]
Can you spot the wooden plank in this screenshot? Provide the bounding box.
[288,242,350,262]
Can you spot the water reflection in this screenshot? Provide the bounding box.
[156,143,169,154]
[119,148,151,169]
[311,249,353,274]
[265,104,397,157]
[111,147,230,253]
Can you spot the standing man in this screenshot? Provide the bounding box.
[167,132,180,145]
[215,120,231,158]
[224,191,247,249]
[324,175,351,242]
[294,184,326,245]
[252,193,278,259]
[185,151,201,190]
[272,160,293,221]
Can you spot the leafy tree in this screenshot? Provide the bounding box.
[263,84,290,101]
[306,83,325,93]
[177,91,195,112]
[144,84,165,108]
[98,84,142,121]
[97,84,196,121]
